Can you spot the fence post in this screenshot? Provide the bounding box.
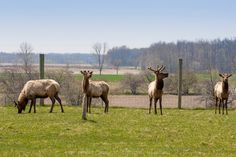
[82,95,87,120]
[39,54,45,106]
[178,58,182,109]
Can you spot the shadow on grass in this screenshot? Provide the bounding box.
[81,119,97,123]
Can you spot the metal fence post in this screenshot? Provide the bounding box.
[39,54,45,106]
[178,58,182,109]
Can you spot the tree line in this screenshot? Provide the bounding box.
[107,38,236,73]
[1,38,236,73]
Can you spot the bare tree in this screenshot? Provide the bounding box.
[113,59,121,75]
[121,73,144,95]
[93,42,107,75]
[0,67,26,105]
[18,42,34,79]
[46,68,83,106]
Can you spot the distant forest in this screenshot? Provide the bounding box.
[1,38,236,73]
[0,53,96,65]
[107,38,236,73]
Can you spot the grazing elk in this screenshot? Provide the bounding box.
[14,79,64,113]
[214,73,232,115]
[80,70,109,113]
[148,65,168,115]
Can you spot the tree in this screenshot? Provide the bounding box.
[46,68,83,106]
[121,73,144,95]
[93,42,107,75]
[113,59,121,75]
[18,42,34,79]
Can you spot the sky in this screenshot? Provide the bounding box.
[0,0,236,53]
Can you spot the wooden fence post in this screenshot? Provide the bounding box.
[82,95,87,120]
[39,54,45,106]
[178,58,182,109]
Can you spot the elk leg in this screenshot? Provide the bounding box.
[88,97,92,113]
[33,99,36,113]
[49,97,55,113]
[86,96,89,113]
[149,97,152,114]
[225,99,228,115]
[101,95,109,113]
[29,100,33,113]
[215,97,218,114]
[106,99,109,113]
[154,98,158,114]
[55,94,64,113]
[219,99,221,114]
[222,100,225,115]
[159,97,163,115]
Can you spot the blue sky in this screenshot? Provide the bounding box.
[0,0,236,53]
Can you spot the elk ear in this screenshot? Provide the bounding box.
[90,71,93,74]
[80,71,84,74]
[219,74,224,78]
[14,100,17,107]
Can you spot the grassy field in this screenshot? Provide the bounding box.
[75,74,124,82]
[74,72,236,83]
[0,106,236,157]
[196,72,236,83]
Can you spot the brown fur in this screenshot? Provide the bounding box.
[148,65,168,115]
[81,70,109,113]
[14,79,64,113]
[214,73,232,115]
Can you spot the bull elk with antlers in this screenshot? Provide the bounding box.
[214,73,232,115]
[148,65,168,115]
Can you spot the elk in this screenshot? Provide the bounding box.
[80,70,109,113]
[214,73,232,115]
[148,65,168,115]
[14,79,64,113]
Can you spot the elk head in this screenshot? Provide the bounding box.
[219,73,232,83]
[14,99,28,113]
[148,65,168,80]
[80,70,93,79]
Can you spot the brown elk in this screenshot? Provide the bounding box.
[214,73,232,115]
[14,79,64,113]
[80,70,109,113]
[148,65,168,115]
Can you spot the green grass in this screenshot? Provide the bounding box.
[75,74,124,82]
[74,72,236,83]
[196,72,236,83]
[0,106,236,157]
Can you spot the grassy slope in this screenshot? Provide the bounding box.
[0,106,236,157]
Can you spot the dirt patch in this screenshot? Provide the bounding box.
[108,95,236,109]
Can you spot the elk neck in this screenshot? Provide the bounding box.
[82,77,90,93]
[155,77,164,90]
[222,80,229,93]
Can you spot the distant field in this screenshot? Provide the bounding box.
[0,106,236,157]
[196,73,236,83]
[1,68,236,85]
[75,74,124,82]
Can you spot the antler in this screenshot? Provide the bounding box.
[148,67,157,72]
[228,74,232,78]
[158,65,166,71]
[13,100,18,107]
[159,66,165,72]
[148,65,166,72]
